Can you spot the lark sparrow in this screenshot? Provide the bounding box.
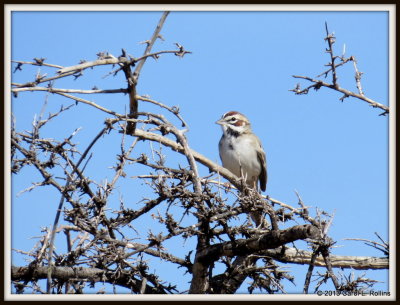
[216,111,267,226]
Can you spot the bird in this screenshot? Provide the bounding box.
[216,111,267,226]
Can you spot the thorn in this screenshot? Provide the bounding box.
[339,94,349,102]
[33,57,46,65]
[139,40,151,45]
[97,51,108,59]
[13,62,23,73]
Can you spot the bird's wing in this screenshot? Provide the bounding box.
[257,146,267,192]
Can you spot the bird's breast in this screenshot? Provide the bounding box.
[219,135,261,179]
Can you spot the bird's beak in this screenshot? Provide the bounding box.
[215,118,224,125]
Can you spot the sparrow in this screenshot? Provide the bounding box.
[216,111,267,226]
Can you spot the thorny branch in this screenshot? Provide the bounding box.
[344,232,389,256]
[10,18,388,295]
[290,22,389,115]
[125,11,170,135]
[11,104,388,294]
[46,126,110,293]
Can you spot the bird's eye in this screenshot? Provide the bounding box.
[229,117,237,122]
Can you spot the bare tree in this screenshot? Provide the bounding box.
[10,14,388,295]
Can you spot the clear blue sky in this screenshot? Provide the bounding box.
[9,8,391,296]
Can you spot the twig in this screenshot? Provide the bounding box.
[294,189,309,217]
[57,55,126,75]
[13,70,79,89]
[170,127,202,194]
[12,85,127,95]
[136,95,188,128]
[344,236,389,256]
[54,92,121,116]
[132,12,170,85]
[351,56,364,95]
[315,56,353,78]
[292,75,389,113]
[57,49,190,76]
[303,248,319,294]
[321,247,340,290]
[324,22,338,87]
[12,59,64,69]
[125,11,170,135]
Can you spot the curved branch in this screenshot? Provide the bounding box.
[130,128,243,190]
[54,92,121,116]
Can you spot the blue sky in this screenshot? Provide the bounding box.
[9,7,392,296]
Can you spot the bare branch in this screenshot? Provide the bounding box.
[195,224,319,265]
[324,22,338,87]
[292,75,389,113]
[12,85,127,95]
[12,59,64,69]
[132,11,170,84]
[125,11,170,135]
[12,265,169,294]
[291,22,389,115]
